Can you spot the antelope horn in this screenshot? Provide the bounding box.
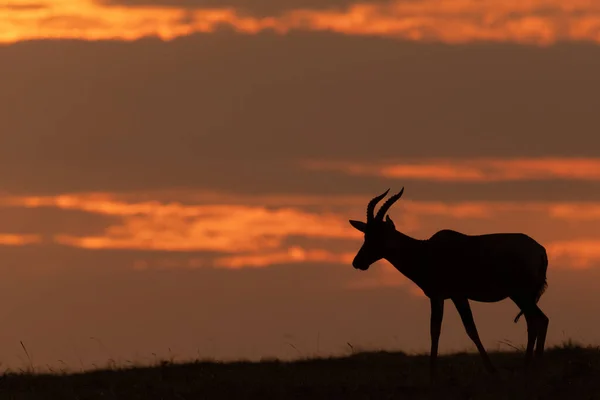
[375,187,404,221]
[366,189,390,223]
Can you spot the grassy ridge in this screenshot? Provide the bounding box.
[1,343,598,399]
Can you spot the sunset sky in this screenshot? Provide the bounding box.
[1,0,600,371]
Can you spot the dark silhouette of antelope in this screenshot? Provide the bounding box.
[349,188,549,378]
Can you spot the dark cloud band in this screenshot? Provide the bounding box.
[2,32,600,198]
[96,0,391,16]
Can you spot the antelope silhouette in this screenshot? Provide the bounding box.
[349,188,549,378]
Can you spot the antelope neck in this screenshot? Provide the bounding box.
[381,230,427,284]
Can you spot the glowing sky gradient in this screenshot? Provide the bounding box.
[1,0,600,372]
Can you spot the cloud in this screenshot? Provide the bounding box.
[4,193,359,264]
[546,239,600,269]
[3,189,600,299]
[0,2,46,10]
[49,205,356,253]
[4,190,600,273]
[210,247,354,269]
[548,204,600,220]
[304,158,600,182]
[3,0,600,44]
[0,233,41,246]
[97,0,390,16]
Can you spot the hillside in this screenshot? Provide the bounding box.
[1,343,598,399]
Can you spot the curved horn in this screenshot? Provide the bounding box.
[375,187,404,221]
[366,189,390,222]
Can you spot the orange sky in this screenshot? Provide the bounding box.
[1,0,600,372]
[2,185,600,369]
[3,0,600,44]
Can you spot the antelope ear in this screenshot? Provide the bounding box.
[385,215,396,229]
[349,220,367,233]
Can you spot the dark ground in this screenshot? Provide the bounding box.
[1,342,598,399]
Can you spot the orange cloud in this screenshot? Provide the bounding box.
[547,204,600,220]
[130,248,354,271]
[0,233,42,246]
[2,191,501,221]
[546,239,600,269]
[2,0,600,45]
[6,191,600,274]
[5,191,600,241]
[51,204,356,252]
[304,158,600,182]
[214,247,355,269]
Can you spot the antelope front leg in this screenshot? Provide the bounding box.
[452,298,496,373]
[429,298,444,381]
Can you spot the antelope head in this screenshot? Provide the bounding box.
[349,188,404,270]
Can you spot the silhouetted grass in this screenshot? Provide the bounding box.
[1,341,599,399]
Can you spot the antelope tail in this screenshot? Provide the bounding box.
[514,250,548,323]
